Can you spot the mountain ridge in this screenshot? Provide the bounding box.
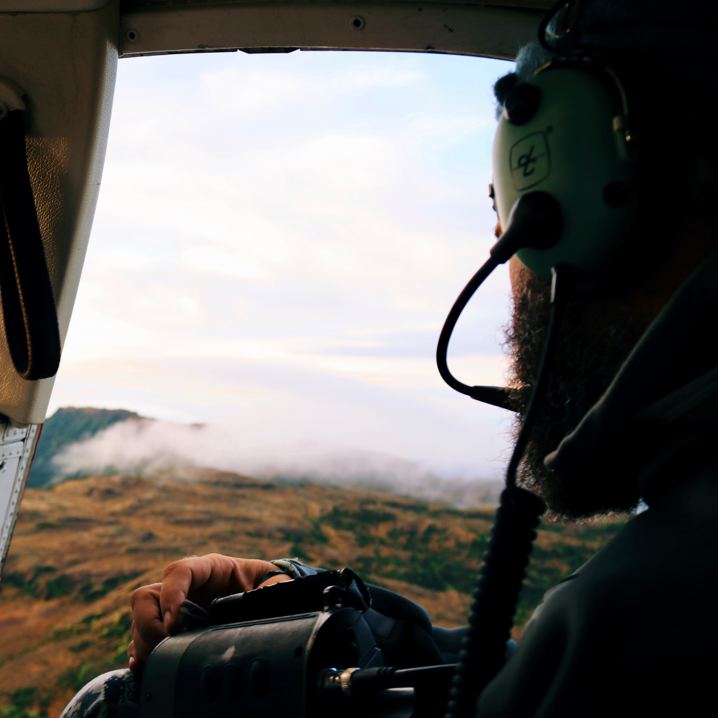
[29,408,144,488]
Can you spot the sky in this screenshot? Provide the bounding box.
[48,49,517,480]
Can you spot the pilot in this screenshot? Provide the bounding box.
[62,0,718,716]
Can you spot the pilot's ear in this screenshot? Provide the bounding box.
[684,156,718,217]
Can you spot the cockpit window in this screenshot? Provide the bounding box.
[54,51,513,486]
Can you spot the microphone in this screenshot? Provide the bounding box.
[436,191,563,411]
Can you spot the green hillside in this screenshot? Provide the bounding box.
[29,408,142,488]
[0,469,627,718]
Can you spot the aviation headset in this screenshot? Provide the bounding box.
[491,51,640,283]
[437,0,655,410]
[438,3,661,717]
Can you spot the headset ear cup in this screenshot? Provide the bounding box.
[493,72,521,110]
[503,84,542,125]
[491,58,642,295]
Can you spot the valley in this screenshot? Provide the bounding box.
[0,468,626,717]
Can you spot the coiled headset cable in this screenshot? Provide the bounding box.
[437,193,578,718]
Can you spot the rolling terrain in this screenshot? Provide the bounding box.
[0,469,626,718]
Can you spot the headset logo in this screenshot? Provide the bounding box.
[510,132,551,191]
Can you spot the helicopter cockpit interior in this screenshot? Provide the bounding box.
[0,4,553,716]
[0,0,549,578]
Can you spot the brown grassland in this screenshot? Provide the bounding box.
[0,469,627,717]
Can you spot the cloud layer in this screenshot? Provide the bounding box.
[52,50,515,479]
[52,416,504,507]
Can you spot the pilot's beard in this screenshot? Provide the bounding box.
[504,270,644,520]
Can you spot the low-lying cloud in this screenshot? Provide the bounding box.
[52,418,503,507]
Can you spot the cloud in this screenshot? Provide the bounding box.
[53,51,515,481]
[49,353,513,478]
[200,62,423,118]
[340,66,423,90]
[51,416,504,506]
[180,246,268,280]
[202,68,323,115]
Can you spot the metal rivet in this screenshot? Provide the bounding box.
[351,16,365,30]
[126,28,138,43]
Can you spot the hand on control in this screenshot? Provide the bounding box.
[127,554,291,673]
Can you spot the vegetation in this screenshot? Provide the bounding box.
[1,687,50,718]
[0,469,627,716]
[28,408,142,488]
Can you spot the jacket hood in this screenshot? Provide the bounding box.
[544,247,718,505]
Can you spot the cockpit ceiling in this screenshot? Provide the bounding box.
[0,1,551,60]
[115,0,552,61]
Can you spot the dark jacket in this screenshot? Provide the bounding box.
[479,250,718,716]
[478,466,718,716]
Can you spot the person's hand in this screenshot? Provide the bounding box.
[127,554,292,673]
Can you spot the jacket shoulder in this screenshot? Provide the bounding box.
[478,494,718,717]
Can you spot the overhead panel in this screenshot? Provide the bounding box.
[119,0,551,60]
